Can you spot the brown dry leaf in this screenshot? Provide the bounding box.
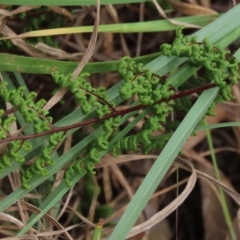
[183,104,227,151]
[168,0,218,15]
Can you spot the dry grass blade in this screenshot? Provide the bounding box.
[106,4,130,56]
[55,187,73,221]
[136,2,144,56]
[0,9,11,17]
[66,204,95,228]
[232,0,237,6]
[85,176,99,239]
[151,178,188,199]
[0,224,81,239]
[48,6,73,20]
[110,164,134,199]
[1,213,37,240]
[0,237,35,240]
[0,212,25,228]
[103,167,112,202]
[199,0,211,8]
[0,6,39,18]
[168,0,218,15]
[35,42,83,59]
[1,197,73,240]
[72,0,100,79]
[152,0,201,28]
[200,147,240,157]
[0,6,46,58]
[176,157,240,205]
[43,0,100,111]
[1,25,44,57]
[96,154,158,168]
[125,160,197,239]
[104,152,240,238]
[88,176,98,224]
[238,209,240,235]
[33,224,81,237]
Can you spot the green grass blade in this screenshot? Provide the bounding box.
[16,174,84,236]
[0,52,160,74]
[169,26,240,88]
[0,0,153,5]
[0,125,102,212]
[0,77,123,180]
[0,4,239,238]
[16,105,149,236]
[205,120,236,240]
[196,121,240,131]
[109,4,240,238]
[92,220,103,240]
[109,88,219,239]
[4,16,237,183]
[2,72,35,135]
[11,15,217,38]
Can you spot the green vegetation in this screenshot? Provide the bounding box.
[0,2,240,240]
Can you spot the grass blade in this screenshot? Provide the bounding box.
[109,87,218,239]
[0,0,152,5]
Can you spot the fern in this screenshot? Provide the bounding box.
[0,27,239,189]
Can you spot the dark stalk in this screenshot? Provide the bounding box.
[0,82,217,144]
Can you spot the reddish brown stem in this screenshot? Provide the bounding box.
[0,82,217,144]
[81,88,117,113]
